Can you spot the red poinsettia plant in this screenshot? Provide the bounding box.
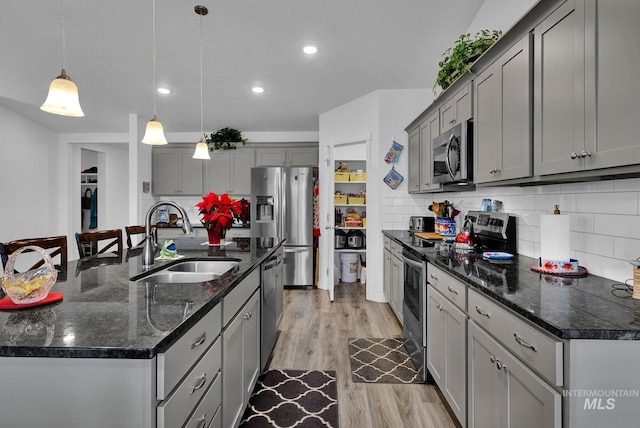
[196,192,242,231]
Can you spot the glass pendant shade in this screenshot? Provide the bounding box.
[142,115,168,145]
[192,138,210,159]
[40,69,84,117]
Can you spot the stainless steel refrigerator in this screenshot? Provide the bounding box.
[251,167,316,288]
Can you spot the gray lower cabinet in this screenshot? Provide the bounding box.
[153,147,204,195]
[427,285,467,427]
[223,276,261,428]
[206,149,254,195]
[474,34,532,184]
[382,237,403,322]
[468,320,561,428]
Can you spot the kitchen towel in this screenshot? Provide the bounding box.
[540,214,570,261]
[383,167,404,189]
[384,140,404,163]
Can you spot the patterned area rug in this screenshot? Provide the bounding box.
[348,337,424,384]
[239,369,339,428]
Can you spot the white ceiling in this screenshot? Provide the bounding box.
[0,0,484,134]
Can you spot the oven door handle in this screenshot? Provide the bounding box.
[402,255,424,270]
[444,134,456,180]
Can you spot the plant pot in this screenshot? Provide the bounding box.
[206,225,226,245]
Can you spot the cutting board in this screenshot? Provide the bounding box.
[414,232,443,240]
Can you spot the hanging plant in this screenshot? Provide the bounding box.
[433,29,502,96]
[205,127,248,150]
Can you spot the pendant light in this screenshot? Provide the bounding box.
[141,0,168,145]
[40,0,84,117]
[192,5,211,160]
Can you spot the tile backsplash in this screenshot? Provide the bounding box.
[382,177,640,283]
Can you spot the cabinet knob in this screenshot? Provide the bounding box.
[496,360,505,371]
[570,152,578,159]
[580,150,592,158]
[243,313,250,321]
[490,355,496,363]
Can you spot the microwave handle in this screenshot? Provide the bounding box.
[444,134,456,180]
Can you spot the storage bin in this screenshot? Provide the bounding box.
[348,196,365,205]
[334,172,350,182]
[340,252,359,283]
[334,195,347,204]
[349,171,366,181]
[344,219,362,227]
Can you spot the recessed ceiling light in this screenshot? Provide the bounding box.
[302,45,318,55]
[157,87,171,95]
[252,86,264,94]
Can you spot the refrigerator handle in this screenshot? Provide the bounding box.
[280,168,287,239]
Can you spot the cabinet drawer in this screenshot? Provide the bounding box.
[183,369,222,428]
[223,268,260,326]
[157,304,222,399]
[469,288,563,386]
[390,240,403,258]
[158,338,222,428]
[427,263,466,311]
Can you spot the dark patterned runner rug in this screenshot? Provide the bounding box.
[239,369,339,427]
[348,337,424,384]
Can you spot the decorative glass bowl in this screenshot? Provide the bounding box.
[2,246,57,304]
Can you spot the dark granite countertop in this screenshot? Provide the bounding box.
[0,236,283,359]
[383,230,640,340]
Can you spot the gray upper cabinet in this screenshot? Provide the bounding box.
[533,0,585,176]
[206,149,254,196]
[255,147,318,167]
[152,147,204,195]
[407,110,440,194]
[440,83,472,133]
[474,34,532,184]
[583,0,640,169]
[407,127,421,192]
[420,111,441,191]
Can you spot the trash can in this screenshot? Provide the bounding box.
[340,252,359,283]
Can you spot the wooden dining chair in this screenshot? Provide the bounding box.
[125,225,157,248]
[0,235,68,272]
[75,229,123,259]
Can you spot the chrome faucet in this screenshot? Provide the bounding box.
[143,201,194,267]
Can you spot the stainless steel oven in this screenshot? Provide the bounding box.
[402,248,428,381]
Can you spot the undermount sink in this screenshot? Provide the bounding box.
[135,259,240,284]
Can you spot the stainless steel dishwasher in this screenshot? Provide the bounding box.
[261,251,282,369]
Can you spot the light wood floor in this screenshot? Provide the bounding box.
[268,282,457,428]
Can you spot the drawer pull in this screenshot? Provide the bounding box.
[430,273,439,281]
[190,373,207,394]
[496,360,505,371]
[490,355,496,363]
[190,332,207,349]
[514,333,538,352]
[196,414,207,428]
[436,303,445,312]
[447,286,458,295]
[475,306,491,318]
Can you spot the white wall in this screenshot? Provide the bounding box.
[0,105,59,241]
[467,0,538,35]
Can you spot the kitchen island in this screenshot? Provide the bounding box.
[384,230,640,428]
[0,236,283,428]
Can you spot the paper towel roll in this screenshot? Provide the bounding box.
[540,214,570,261]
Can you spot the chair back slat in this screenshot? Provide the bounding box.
[125,225,157,248]
[75,229,123,259]
[0,236,68,271]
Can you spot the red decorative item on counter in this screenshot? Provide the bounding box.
[196,192,241,244]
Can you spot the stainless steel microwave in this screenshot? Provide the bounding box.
[432,120,473,185]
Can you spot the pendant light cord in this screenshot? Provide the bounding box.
[199,11,204,135]
[152,0,158,116]
[61,0,66,69]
